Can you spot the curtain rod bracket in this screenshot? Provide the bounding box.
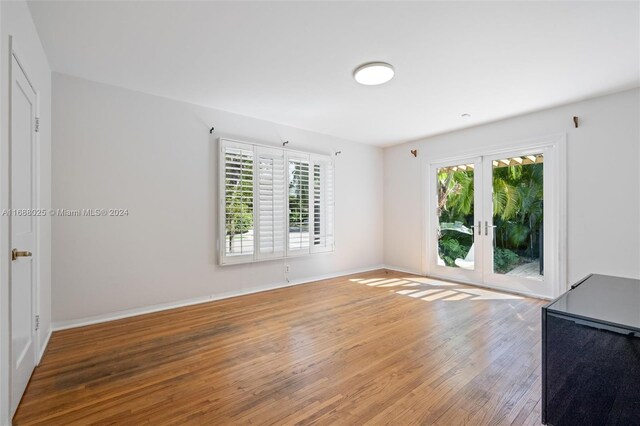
[335,151,342,156]
[573,116,579,128]
[282,141,289,147]
[411,149,418,157]
[209,126,215,134]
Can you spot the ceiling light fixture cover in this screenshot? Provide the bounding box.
[353,62,394,86]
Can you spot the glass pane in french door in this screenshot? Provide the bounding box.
[491,154,544,280]
[436,163,476,270]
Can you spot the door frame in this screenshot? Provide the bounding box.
[423,133,567,299]
[4,37,42,418]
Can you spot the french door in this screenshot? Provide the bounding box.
[428,141,563,299]
[429,157,484,285]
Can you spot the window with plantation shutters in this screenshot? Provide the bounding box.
[256,147,286,260]
[311,156,335,253]
[287,154,311,255]
[221,142,254,263]
[219,138,334,265]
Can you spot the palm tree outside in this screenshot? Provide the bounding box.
[437,156,544,275]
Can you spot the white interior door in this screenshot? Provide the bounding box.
[10,53,38,417]
[428,157,483,284]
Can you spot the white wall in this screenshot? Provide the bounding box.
[384,88,640,286]
[0,0,52,423]
[52,73,384,326]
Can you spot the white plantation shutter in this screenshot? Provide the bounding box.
[221,141,254,264]
[219,138,334,265]
[311,156,335,253]
[286,153,311,255]
[256,146,286,259]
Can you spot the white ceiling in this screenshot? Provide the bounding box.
[28,1,640,146]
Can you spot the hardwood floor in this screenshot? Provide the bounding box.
[14,270,545,425]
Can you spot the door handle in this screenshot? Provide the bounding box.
[484,221,497,236]
[11,249,32,261]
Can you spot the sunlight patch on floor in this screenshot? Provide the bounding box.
[402,277,457,286]
[377,280,411,287]
[349,274,525,302]
[356,278,386,284]
[361,278,398,286]
[396,289,419,295]
[422,290,458,301]
[408,289,442,298]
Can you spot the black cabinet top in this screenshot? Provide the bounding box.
[546,274,640,332]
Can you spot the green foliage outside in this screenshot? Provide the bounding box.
[437,162,543,273]
[225,159,312,253]
[492,163,543,252]
[439,237,471,267]
[493,247,521,273]
[225,155,253,252]
[288,163,309,230]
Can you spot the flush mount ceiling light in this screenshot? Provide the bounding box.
[353,62,395,86]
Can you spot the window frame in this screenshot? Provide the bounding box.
[219,138,334,265]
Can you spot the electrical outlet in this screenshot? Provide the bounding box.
[285,264,290,274]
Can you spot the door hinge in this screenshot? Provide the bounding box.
[35,314,40,331]
[34,117,40,133]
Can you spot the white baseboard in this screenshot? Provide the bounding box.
[52,264,386,331]
[37,328,52,364]
[382,264,424,275]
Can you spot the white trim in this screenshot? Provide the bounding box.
[9,47,36,94]
[0,28,8,426]
[36,328,51,365]
[52,265,385,331]
[419,158,427,276]
[557,135,568,294]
